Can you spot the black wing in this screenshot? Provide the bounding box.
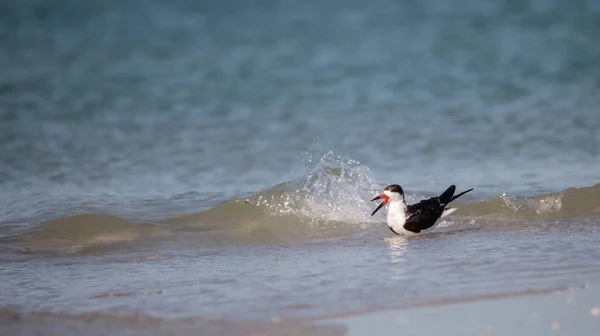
[403,197,446,233]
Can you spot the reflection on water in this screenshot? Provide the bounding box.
[385,237,409,264]
[385,237,409,282]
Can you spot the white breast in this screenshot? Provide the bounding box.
[386,202,415,236]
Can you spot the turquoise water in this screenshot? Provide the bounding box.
[1,0,600,329]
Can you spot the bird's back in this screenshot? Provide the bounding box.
[403,197,445,233]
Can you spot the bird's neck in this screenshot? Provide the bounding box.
[387,199,407,219]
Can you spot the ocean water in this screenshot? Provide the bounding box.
[1,0,600,332]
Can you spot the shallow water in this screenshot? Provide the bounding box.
[3,213,600,322]
[1,0,600,330]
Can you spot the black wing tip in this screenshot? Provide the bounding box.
[439,185,457,204]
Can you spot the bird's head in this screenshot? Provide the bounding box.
[371,184,405,216]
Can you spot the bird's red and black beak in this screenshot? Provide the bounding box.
[371,194,390,216]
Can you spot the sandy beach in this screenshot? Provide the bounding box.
[3,281,599,335]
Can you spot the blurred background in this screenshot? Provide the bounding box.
[2,0,600,333]
[2,0,599,225]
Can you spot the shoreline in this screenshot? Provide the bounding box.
[3,283,599,335]
[320,282,600,336]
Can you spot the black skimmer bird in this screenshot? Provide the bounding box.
[371,184,473,236]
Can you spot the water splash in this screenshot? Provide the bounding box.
[247,152,382,226]
[499,193,563,215]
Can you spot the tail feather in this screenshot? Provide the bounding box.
[441,207,457,218]
[438,185,456,205]
[450,188,474,202]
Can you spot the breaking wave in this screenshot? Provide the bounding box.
[1,152,599,254]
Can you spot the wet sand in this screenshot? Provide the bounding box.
[3,282,599,336]
[322,283,600,336]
